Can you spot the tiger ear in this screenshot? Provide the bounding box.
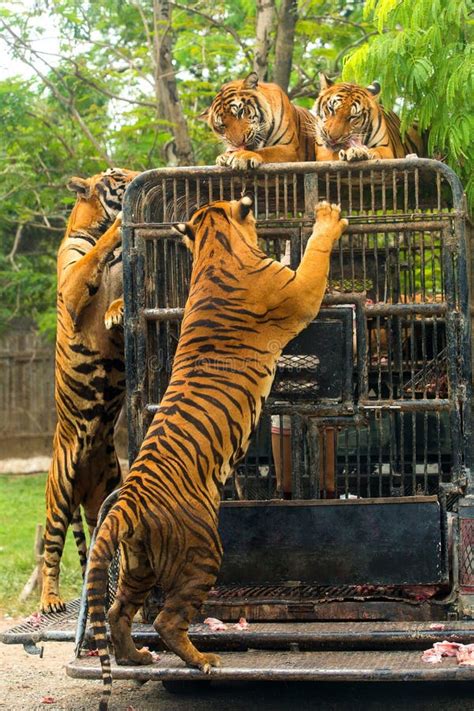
[238,195,253,221]
[366,81,381,98]
[173,222,196,252]
[172,222,195,240]
[243,72,259,89]
[319,73,333,92]
[67,176,92,198]
[197,107,210,121]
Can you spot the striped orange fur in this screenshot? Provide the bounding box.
[41,168,139,614]
[200,72,315,169]
[313,74,425,162]
[86,198,347,709]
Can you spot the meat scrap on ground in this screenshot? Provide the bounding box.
[203,617,228,631]
[233,617,249,630]
[422,640,474,665]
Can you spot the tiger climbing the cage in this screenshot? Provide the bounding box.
[85,197,348,710]
[41,168,139,614]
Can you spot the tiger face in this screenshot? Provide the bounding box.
[67,168,139,229]
[200,72,270,153]
[312,74,381,155]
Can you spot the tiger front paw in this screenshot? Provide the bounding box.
[314,201,348,240]
[339,145,374,162]
[216,150,263,170]
[104,298,124,330]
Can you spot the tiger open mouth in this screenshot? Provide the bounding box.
[226,142,260,152]
[324,136,363,151]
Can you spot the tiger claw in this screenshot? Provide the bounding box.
[198,652,221,673]
[104,298,124,330]
[216,150,263,171]
[41,594,67,614]
[339,145,373,162]
[314,201,347,238]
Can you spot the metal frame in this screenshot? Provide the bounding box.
[121,158,472,619]
[2,159,474,667]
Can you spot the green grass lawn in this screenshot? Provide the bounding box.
[0,473,82,617]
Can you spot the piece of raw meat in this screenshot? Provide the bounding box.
[203,617,227,631]
[233,617,249,630]
[421,648,442,663]
[456,644,474,666]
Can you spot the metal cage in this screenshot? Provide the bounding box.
[122,159,473,621]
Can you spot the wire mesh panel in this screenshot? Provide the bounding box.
[123,159,471,507]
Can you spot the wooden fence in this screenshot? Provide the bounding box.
[0,329,56,458]
[0,327,128,462]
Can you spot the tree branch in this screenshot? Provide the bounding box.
[254,0,275,80]
[273,0,297,91]
[7,223,24,270]
[24,110,77,158]
[333,32,380,72]
[0,19,114,166]
[304,14,372,37]
[152,0,194,165]
[170,2,254,65]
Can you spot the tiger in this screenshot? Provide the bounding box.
[41,167,139,614]
[313,74,425,162]
[199,71,315,169]
[85,197,348,710]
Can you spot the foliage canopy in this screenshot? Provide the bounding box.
[343,0,474,202]
[0,0,471,337]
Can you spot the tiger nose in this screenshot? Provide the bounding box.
[328,124,349,142]
[227,126,246,147]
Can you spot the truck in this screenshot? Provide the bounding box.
[3,158,474,689]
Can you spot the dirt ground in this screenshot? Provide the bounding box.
[1,617,474,711]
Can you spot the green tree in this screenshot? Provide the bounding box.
[343,0,474,204]
[0,0,371,335]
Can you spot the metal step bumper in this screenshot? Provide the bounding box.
[67,649,474,683]
[2,602,473,655]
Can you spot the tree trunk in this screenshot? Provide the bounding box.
[273,0,298,92]
[254,0,275,81]
[153,0,194,165]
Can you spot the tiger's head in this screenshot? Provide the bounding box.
[312,74,381,151]
[66,168,140,232]
[173,197,256,256]
[199,73,271,152]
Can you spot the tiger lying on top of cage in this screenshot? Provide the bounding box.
[41,168,139,614]
[85,198,347,710]
[312,74,425,162]
[200,71,315,170]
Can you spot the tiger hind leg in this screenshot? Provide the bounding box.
[41,451,79,613]
[154,550,222,672]
[82,441,121,536]
[108,554,155,665]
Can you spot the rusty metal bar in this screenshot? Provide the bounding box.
[361,400,451,411]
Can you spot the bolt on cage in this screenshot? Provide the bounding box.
[122,159,474,620]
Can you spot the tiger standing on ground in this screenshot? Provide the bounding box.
[85,197,348,710]
[41,168,139,614]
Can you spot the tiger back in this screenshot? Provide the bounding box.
[313,74,425,162]
[85,197,348,710]
[200,72,315,170]
[41,167,139,614]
